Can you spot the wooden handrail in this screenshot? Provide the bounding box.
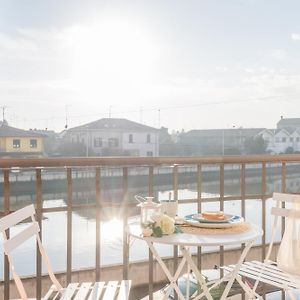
[1,154,300,168]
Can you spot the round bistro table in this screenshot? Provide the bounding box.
[128,222,263,300]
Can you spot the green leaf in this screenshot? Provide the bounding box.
[152,226,163,237]
[174,226,183,234]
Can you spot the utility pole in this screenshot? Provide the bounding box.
[64,105,70,129]
[0,106,7,122]
[158,108,161,128]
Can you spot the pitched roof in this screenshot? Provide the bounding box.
[277,118,300,128]
[68,118,158,132]
[183,128,265,138]
[0,124,44,137]
[275,128,291,135]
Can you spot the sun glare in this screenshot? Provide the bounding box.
[102,218,123,240]
[67,19,156,94]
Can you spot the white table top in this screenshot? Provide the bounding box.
[128,222,263,247]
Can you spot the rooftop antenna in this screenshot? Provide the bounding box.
[0,106,7,122]
[65,105,69,129]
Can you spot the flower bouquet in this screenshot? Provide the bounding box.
[142,213,182,237]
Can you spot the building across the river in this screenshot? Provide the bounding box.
[0,121,44,157]
[64,118,159,156]
[258,117,300,153]
[180,127,264,155]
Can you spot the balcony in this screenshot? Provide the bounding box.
[0,155,300,300]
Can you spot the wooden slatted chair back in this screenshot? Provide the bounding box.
[272,192,300,218]
[265,192,300,261]
[0,204,63,299]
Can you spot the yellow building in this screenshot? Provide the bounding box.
[0,122,44,157]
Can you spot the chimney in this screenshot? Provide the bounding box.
[281,115,283,120]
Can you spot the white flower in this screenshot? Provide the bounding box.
[151,214,162,227]
[142,227,153,237]
[160,214,175,235]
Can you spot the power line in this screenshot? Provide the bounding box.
[6,93,289,126]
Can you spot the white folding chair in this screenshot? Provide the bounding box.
[222,192,300,300]
[0,204,131,300]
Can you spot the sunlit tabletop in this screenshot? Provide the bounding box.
[128,222,263,247]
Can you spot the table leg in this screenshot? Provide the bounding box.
[219,240,254,300]
[180,246,214,300]
[147,241,187,300]
[181,240,257,300]
[186,259,190,300]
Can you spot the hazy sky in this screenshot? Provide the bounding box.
[1,0,300,132]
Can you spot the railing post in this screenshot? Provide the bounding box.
[280,162,287,300]
[36,168,43,300]
[3,169,10,300]
[122,167,129,280]
[219,164,225,272]
[240,163,246,300]
[261,162,267,261]
[95,167,101,281]
[281,162,286,235]
[173,165,178,300]
[148,166,154,300]
[241,163,246,220]
[197,164,202,270]
[66,168,73,284]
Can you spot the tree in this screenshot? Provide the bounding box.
[244,136,268,154]
[285,146,294,154]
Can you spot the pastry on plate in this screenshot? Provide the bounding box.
[202,211,225,220]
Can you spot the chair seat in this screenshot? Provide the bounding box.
[222,260,300,290]
[43,280,131,300]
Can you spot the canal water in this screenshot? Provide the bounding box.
[0,170,299,279]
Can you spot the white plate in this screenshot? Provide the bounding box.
[185,216,244,228]
[191,213,234,223]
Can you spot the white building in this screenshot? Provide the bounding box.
[258,128,300,153]
[258,117,300,153]
[64,118,159,156]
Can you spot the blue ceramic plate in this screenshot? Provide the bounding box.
[184,214,244,228]
[185,214,241,224]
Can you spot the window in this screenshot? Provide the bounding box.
[147,151,153,156]
[13,139,20,148]
[30,139,37,148]
[94,138,102,147]
[290,137,294,142]
[282,137,286,143]
[109,138,119,147]
[275,137,280,143]
[146,134,151,143]
[129,134,133,143]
